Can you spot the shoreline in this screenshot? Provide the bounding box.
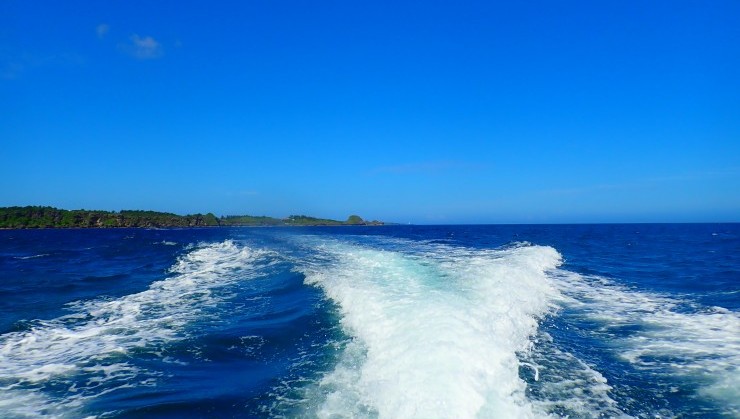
[0,225,388,231]
[0,206,385,229]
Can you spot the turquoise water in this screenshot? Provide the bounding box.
[0,224,737,417]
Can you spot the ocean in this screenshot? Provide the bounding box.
[0,224,737,418]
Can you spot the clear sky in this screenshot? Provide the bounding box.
[1,1,738,224]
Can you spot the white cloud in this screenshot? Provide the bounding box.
[122,34,163,59]
[96,24,109,39]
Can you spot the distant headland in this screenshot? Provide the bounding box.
[0,206,385,229]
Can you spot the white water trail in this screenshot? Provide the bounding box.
[300,240,564,418]
[553,271,740,417]
[0,240,270,418]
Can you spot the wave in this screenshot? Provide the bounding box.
[519,333,627,418]
[552,271,740,417]
[0,240,272,418]
[295,239,566,418]
[272,235,738,418]
[12,254,49,260]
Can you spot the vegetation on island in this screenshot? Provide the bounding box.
[0,206,384,229]
[219,215,284,226]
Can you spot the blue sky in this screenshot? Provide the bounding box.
[1,1,738,223]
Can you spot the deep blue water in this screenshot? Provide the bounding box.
[0,224,737,418]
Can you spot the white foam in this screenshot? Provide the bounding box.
[553,271,740,416]
[299,240,564,418]
[0,387,82,418]
[0,240,271,417]
[13,254,49,260]
[521,331,628,418]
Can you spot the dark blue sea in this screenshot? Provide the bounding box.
[0,224,737,418]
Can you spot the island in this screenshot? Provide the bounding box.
[0,206,385,229]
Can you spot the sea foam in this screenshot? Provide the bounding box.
[553,271,740,417]
[0,240,270,418]
[299,240,563,418]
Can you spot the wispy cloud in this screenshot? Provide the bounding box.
[644,167,740,183]
[227,190,260,197]
[540,167,740,197]
[370,161,486,175]
[541,183,629,197]
[96,23,110,39]
[0,60,23,79]
[1,52,85,79]
[121,34,163,60]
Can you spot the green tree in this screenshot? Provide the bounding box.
[346,215,364,225]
